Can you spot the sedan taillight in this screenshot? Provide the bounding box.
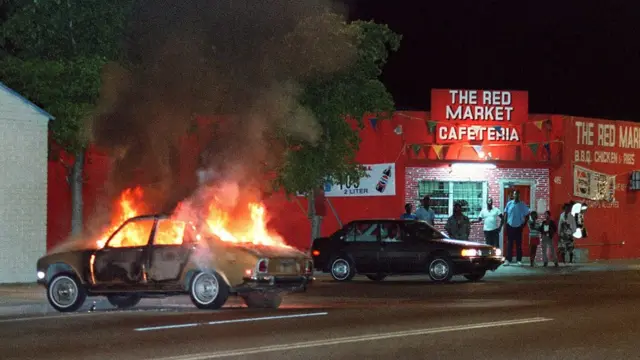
[257,259,268,273]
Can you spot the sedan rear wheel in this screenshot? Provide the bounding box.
[189,271,229,310]
[330,257,355,282]
[428,256,453,284]
[47,274,87,312]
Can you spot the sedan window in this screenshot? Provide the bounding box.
[154,219,187,245]
[107,219,155,248]
[380,222,402,243]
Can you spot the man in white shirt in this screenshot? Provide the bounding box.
[415,196,436,225]
[477,198,503,247]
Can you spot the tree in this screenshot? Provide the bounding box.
[0,0,132,235]
[273,15,402,244]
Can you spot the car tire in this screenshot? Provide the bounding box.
[464,270,487,282]
[189,271,229,310]
[242,292,283,309]
[107,294,142,309]
[427,255,454,284]
[46,273,87,312]
[330,256,356,282]
[366,273,387,281]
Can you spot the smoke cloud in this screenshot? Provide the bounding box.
[87,0,357,214]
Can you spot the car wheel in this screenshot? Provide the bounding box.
[330,257,355,282]
[242,292,283,309]
[107,294,142,309]
[46,274,87,312]
[427,256,454,283]
[464,270,487,282]
[189,271,229,310]
[366,273,387,281]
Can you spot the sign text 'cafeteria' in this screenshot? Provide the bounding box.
[431,89,528,143]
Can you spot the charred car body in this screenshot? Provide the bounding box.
[312,219,504,283]
[37,214,313,312]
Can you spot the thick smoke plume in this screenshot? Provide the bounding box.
[87,0,357,215]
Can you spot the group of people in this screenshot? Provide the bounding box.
[401,191,579,267]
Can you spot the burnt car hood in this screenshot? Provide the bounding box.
[233,244,308,259]
[433,238,494,249]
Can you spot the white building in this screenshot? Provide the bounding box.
[0,82,53,283]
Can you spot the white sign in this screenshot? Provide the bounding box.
[573,165,615,202]
[296,163,396,198]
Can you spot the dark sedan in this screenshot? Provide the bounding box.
[311,219,504,283]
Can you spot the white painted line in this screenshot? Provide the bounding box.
[148,317,553,360]
[0,310,127,323]
[134,312,329,332]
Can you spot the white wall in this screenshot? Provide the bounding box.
[0,90,48,283]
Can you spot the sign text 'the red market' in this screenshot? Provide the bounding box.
[444,90,515,121]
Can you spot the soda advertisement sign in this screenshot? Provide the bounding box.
[324,163,396,197]
[431,89,528,144]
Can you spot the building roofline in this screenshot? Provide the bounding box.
[0,82,55,120]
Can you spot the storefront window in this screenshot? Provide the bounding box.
[418,180,487,219]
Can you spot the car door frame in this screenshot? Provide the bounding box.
[338,221,381,274]
[147,218,195,287]
[379,221,423,274]
[91,216,157,291]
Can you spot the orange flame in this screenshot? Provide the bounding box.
[94,186,289,249]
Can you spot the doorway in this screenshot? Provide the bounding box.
[500,182,535,258]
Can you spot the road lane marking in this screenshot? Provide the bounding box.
[148,317,553,359]
[134,312,329,332]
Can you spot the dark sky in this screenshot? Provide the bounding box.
[347,0,640,121]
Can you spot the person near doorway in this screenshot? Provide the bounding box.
[415,195,435,225]
[541,210,559,267]
[400,203,417,220]
[476,198,503,248]
[445,202,470,240]
[503,189,530,266]
[558,203,577,264]
[528,211,541,267]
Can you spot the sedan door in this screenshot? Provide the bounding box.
[148,219,193,284]
[379,222,423,273]
[340,222,381,274]
[92,217,156,288]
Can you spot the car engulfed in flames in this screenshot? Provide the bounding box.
[36,186,313,313]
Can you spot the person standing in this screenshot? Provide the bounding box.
[477,198,503,248]
[415,195,436,225]
[540,210,559,267]
[503,190,530,266]
[445,203,471,240]
[528,211,541,267]
[558,203,577,264]
[400,203,417,220]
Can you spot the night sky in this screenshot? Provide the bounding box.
[347,0,640,121]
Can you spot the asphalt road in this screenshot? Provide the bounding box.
[2,269,640,360]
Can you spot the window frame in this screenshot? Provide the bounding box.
[105,218,156,249]
[417,180,488,219]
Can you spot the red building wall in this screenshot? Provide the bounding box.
[551,116,640,260]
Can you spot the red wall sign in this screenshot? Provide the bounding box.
[431,89,529,144]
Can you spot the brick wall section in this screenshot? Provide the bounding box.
[405,166,550,253]
[0,90,48,283]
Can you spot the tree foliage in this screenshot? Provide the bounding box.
[0,0,132,152]
[274,16,402,195]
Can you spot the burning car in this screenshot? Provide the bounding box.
[36,188,313,312]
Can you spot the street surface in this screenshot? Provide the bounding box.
[2,263,640,359]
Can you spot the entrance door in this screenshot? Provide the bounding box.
[502,185,532,257]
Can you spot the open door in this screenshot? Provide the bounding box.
[502,185,532,257]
